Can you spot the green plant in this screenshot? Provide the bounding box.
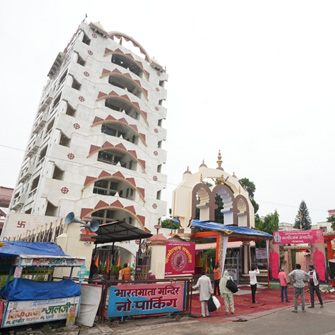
[42,324,53,333]
[110,265,123,274]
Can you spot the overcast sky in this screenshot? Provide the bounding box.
[1,1,334,224]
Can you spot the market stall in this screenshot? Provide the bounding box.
[0,241,85,328]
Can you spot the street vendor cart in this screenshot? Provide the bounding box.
[0,241,85,328]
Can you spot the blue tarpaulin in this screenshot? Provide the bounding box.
[191,220,273,238]
[0,241,68,257]
[0,278,81,301]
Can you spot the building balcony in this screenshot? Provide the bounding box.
[19,166,34,183]
[26,137,42,158]
[11,194,27,211]
[40,89,56,112]
[32,114,47,134]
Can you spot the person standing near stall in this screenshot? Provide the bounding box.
[249,266,259,304]
[289,263,309,313]
[193,271,213,318]
[213,264,221,296]
[119,263,131,281]
[219,270,235,314]
[308,265,323,308]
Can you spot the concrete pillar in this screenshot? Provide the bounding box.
[243,242,250,274]
[148,238,167,279]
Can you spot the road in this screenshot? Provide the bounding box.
[112,301,335,335]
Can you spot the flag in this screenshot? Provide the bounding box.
[106,257,110,273]
[127,258,129,265]
[117,255,121,266]
[95,255,99,267]
[205,257,208,272]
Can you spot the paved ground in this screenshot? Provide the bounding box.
[112,300,335,335]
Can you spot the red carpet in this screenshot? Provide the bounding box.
[191,286,335,324]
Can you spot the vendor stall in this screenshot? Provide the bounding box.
[0,241,85,328]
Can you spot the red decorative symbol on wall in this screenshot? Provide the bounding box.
[154,151,158,156]
[17,221,26,228]
[79,96,85,102]
[67,153,75,160]
[92,33,97,38]
[84,71,90,77]
[154,129,158,133]
[73,123,80,129]
[152,204,157,209]
[155,88,160,92]
[155,107,159,111]
[153,176,158,181]
[61,187,69,194]
[88,50,93,55]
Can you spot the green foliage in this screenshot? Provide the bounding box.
[110,265,123,274]
[294,200,312,230]
[239,178,259,213]
[203,249,216,272]
[327,215,335,230]
[255,210,279,247]
[214,194,224,223]
[161,219,179,230]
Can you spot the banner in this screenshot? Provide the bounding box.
[269,244,280,280]
[165,241,195,275]
[273,229,324,244]
[311,243,328,283]
[1,296,79,328]
[256,248,267,259]
[107,283,184,317]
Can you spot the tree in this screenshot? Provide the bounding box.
[161,219,179,230]
[239,178,259,213]
[294,200,312,230]
[327,215,335,230]
[255,211,280,247]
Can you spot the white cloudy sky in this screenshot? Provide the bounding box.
[1,1,334,224]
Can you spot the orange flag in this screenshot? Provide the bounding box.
[106,257,110,273]
[205,257,208,272]
[95,255,99,267]
[117,255,121,266]
[127,259,129,265]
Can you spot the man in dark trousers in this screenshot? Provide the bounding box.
[308,264,324,308]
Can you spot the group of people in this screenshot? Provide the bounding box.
[193,263,324,317]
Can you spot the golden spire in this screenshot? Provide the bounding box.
[217,150,223,168]
[200,174,203,183]
[221,174,225,184]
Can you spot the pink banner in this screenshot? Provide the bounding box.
[165,241,195,275]
[269,244,280,280]
[311,243,327,283]
[273,229,324,244]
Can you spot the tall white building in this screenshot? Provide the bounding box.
[2,21,168,252]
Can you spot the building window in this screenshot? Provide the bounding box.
[93,179,118,196]
[82,33,91,45]
[45,201,58,216]
[157,165,162,173]
[77,54,86,66]
[52,165,64,180]
[157,190,161,200]
[53,94,61,109]
[157,141,162,148]
[111,54,142,77]
[66,103,76,117]
[159,80,165,88]
[108,75,141,99]
[59,70,68,86]
[31,176,40,191]
[105,99,139,120]
[97,151,124,167]
[59,132,71,147]
[158,119,163,127]
[91,209,115,225]
[72,78,81,90]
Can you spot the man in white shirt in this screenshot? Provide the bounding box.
[193,271,213,317]
[249,266,260,303]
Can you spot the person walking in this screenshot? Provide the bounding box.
[193,271,213,318]
[213,264,221,296]
[249,266,259,303]
[118,263,131,280]
[219,270,235,314]
[278,268,289,303]
[289,263,309,313]
[307,264,324,308]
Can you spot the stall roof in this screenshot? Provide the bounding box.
[191,220,273,240]
[94,220,152,244]
[0,241,69,257]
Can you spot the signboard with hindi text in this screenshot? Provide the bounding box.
[273,229,324,244]
[1,296,80,328]
[165,241,195,276]
[107,283,184,317]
